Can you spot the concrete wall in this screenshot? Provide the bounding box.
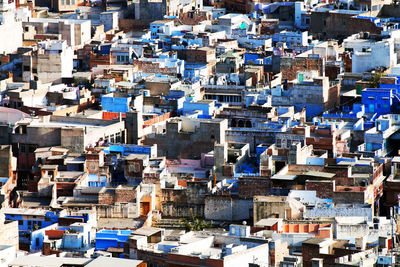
[305,206,373,221]
[0,12,22,54]
[0,219,19,250]
[144,118,228,159]
[204,195,252,221]
[224,243,269,267]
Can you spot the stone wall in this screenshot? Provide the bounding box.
[161,203,204,218]
[96,202,138,218]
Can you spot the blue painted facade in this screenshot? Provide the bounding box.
[95,229,133,251]
[306,157,325,165]
[299,104,324,120]
[60,223,92,250]
[184,64,207,81]
[101,96,131,113]
[244,53,264,65]
[100,44,111,55]
[30,224,58,251]
[229,224,250,237]
[4,210,95,251]
[361,88,392,115]
[87,174,107,187]
[183,100,215,116]
[103,144,154,156]
[4,211,59,232]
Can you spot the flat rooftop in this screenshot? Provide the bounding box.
[85,256,143,267]
[9,256,91,267]
[2,208,48,216]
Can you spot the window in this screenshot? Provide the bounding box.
[29,145,36,153]
[115,132,121,143]
[20,145,26,153]
[277,139,281,147]
[18,220,23,226]
[287,140,292,147]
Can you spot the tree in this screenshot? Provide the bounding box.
[179,215,211,231]
[368,70,385,89]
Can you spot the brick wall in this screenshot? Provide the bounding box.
[238,176,271,199]
[281,56,323,81]
[143,112,173,128]
[161,188,188,203]
[134,60,177,75]
[99,192,115,205]
[115,188,137,203]
[118,19,150,32]
[305,180,334,199]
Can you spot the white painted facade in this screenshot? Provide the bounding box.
[0,1,22,55]
[344,33,396,73]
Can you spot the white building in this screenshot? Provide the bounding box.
[0,0,22,54]
[0,245,16,267]
[273,30,309,48]
[343,32,397,73]
[21,40,74,84]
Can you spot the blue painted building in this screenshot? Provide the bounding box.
[60,223,92,251]
[29,224,58,251]
[183,63,208,81]
[182,100,216,117]
[361,88,392,115]
[95,229,133,251]
[3,209,59,232]
[103,144,156,157]
[101,95,132,113]
[229,224,250,237]
[3,208,95,251]
[87,174,107,187]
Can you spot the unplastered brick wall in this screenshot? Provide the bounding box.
[115,188,137,203]
[305,180,334,199]
[99,192,115,205]
[280,56,323,81]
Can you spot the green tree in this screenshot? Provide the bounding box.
[179,215,211,231]
[368,70,385,88]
